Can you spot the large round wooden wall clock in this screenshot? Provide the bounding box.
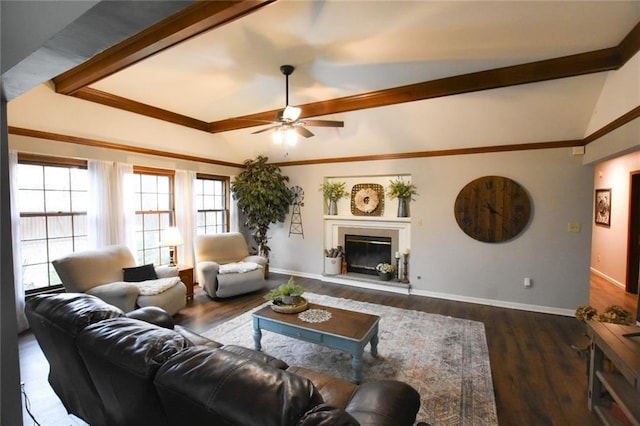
[454,176,531,243]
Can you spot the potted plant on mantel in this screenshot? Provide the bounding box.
[231,155,293,270]
[320,181,348,215]
[387,177,418,217]
[264,277,307,306]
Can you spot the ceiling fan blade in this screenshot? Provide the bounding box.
[283,105,301,121]
[300,119,344,128]
[251,125,279,134]
[295,126,314,138]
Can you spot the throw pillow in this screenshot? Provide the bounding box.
[123,264,158,282]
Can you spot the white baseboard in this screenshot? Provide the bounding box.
[270,268,575,317]
[590,267,626,289]
[409,288,575,317]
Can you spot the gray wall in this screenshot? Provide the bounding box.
[269,148,593,314]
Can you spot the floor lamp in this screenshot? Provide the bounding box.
[160,226,183,266]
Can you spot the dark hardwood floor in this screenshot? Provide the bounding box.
[21,272,632,426]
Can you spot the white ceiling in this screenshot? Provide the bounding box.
[91,1,639,121]
[7,1,640,164]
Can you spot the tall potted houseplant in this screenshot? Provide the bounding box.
[320,181,348,215]
[231,155,293,261]
[387,177,418,217]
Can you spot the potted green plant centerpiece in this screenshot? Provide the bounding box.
[387,177,418,217]
[231,155,293,260]
[264,277,307,306]
[320,181,348,215]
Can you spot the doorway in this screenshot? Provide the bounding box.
[625,171,640,294]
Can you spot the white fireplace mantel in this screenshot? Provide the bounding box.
[324,216,411,253]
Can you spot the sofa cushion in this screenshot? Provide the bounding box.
[26,292,125,336]
[154,346,323,426]
[123,264,158,282]
[77,317,192,425]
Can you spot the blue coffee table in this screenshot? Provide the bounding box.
[252,303,380,384]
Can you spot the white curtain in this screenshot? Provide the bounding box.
[118,163,137,254]
[88,161,136,251]
[88,160,114,248]
[175,170,196,267]
[9,150,28,332]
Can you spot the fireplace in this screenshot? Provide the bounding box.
[345,234,392,276]
[323,216,410,287]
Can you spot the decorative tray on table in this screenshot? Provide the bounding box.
[269,297,309,314]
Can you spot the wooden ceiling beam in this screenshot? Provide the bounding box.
[619,20,640,63]
[74,87,211,132]
[52,5,638,138]
[53,0,277,95]
[209,47,622,133]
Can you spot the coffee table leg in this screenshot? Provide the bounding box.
[352,352,362,384]
[252,318,262,351]
[370,330,379,358]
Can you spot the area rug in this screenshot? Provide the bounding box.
[202,293,498,426]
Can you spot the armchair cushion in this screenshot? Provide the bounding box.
[123,264,158,282]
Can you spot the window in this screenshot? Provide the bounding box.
[17,155,88,294]
[195,174,229,234]
[132,167,175,265]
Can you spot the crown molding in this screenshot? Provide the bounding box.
[7,126,243,168]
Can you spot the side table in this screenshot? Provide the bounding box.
[177,265,194,300]
[587,321,640,425]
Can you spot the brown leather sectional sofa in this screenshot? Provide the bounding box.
[25,293,423,426]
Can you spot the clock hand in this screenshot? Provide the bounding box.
[484,202,502,216]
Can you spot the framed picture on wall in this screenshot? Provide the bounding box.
[595,188,611,227]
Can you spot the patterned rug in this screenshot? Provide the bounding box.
[202,293,498,426]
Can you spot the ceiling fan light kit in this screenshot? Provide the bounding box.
[254,64,344,146]
[272,126,298,146]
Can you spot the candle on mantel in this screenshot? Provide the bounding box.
[404,248,410,255]
[395,251,401,258]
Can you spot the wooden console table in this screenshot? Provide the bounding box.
[587,321,640,425]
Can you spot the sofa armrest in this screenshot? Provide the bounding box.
[155,265,179,278]
[345,380,421,426]
[286,366,357,409]
[126,306,175,329]
[86,282,139,312]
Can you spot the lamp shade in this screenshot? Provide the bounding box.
[160,227,184,247]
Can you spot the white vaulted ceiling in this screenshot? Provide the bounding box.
[5,0,640,164]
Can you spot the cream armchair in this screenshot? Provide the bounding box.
[52,245,186,315]
[194,232,267,298]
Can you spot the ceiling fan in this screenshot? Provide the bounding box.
[252,65,344,144]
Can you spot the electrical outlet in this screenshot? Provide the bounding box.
[524,277,532,288]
